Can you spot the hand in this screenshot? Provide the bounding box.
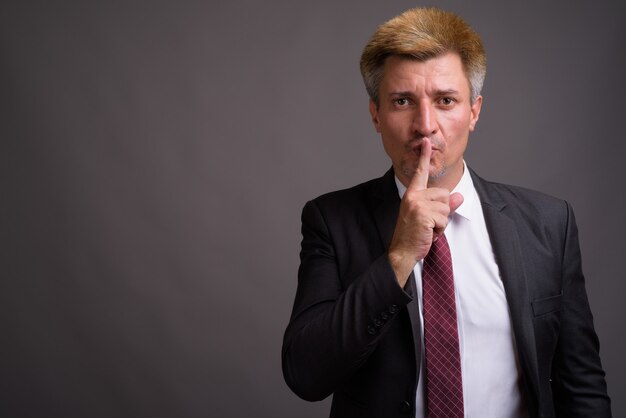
[388,138,463,287]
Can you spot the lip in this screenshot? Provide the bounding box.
[410,139,439,149]
[411,144,439,155]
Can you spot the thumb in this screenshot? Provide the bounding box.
[449,192,464,213]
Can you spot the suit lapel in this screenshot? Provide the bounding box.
[370,169,423,381]
[470,170,540,411]
[371,169,400,251]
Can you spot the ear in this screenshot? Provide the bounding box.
[469,95,482,132]
[369,99,382,133]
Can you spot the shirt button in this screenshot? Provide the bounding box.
[400,400,412,413]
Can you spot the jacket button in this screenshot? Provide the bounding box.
[367,325,377,335]
[400,400,412,413]
[374,318,383,327]
[389,304,399,314]
[380,311,390,320]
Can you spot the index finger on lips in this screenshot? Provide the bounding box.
[408,138,431,192]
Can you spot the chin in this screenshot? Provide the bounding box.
[429,166,448,181]
[399,158,447,182]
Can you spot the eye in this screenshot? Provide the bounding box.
[394,98,410,106]
[439,97,455,106]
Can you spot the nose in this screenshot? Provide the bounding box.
[412,101,438,137]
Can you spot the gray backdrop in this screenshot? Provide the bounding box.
[1,0,624,417]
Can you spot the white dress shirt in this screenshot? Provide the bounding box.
[395,163,526,418]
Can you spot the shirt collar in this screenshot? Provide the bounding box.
[394,161,476,221]
[451,161,474,221]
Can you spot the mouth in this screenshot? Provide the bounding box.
[411,143,439,156]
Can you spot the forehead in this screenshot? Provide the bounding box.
[380,53,470,94]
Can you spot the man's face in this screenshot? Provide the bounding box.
[369,53,482,190]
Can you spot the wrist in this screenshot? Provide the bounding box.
[387,251,417,288]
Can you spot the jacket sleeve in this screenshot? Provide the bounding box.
[281,199,413,402]
[551,201,611,417]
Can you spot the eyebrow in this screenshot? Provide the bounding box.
[387,89,461,97]
[434,89,460,96]
[388,91,414,97]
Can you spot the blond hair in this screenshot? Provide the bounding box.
[360,7,486,105]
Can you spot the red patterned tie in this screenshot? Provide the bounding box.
[422,234,464,418]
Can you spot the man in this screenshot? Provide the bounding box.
[282,7,610,418]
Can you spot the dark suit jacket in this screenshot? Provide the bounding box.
[282,168,610,418]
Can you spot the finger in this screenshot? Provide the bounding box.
[449,192,464,213]
[432,212,449,237]
[407,138,432,191]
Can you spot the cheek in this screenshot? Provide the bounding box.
[387,121,413,145]
[380,132,408,161]
[442,114,471,140]
[380,119,403,140]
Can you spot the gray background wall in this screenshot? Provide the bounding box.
[1,0,624,417]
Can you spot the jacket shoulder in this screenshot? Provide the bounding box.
[472,171,570,216]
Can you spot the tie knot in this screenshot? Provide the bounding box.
[433,234,449,249]
[425,234,451,265]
